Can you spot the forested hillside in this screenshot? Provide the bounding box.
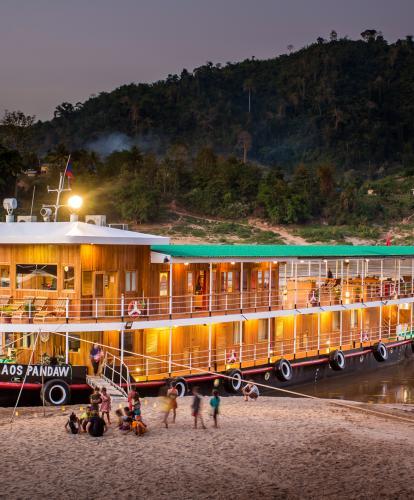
[32,31,414,168]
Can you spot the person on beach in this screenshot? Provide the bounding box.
[115,409,124,429]
[86,412,107,437]
[65,412,80,434]
[90,387,102,412]
[209,390,221,428]
[119,407,133,432]
[79,406,93,432]
[100,387,111,424]
[191,386,206,429]
[132,414,148,436]
[160,386,171,429]
[128,384,138,411]
[242,380,260,401]
[167,382,178,423]
[90,343,103,375]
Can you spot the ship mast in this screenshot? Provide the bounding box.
[43,155,72,222]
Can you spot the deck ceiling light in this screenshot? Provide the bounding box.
[273,261,278,264]
[231,261,235,265]
[184,262,189,266]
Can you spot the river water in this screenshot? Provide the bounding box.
[298,359,414,404]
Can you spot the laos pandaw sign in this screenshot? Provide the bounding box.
[0,364,72,381]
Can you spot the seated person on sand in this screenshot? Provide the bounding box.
[132,414,148,436]
[242,380,260,401]
[65,412,80,434]
[86,411,107,437]
[79,406,93,432]
[118,407,133,432]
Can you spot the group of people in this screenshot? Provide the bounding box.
[65,377,259,437]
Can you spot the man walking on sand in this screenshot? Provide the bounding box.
[191,386,206,429]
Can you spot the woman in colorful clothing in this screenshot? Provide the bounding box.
[100,387,112,424]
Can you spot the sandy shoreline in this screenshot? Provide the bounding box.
[1,396,414,499]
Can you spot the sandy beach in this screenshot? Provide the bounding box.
[1,396,414,500]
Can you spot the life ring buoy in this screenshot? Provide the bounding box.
[329,350,346,371]
[128,300,142,317]
[172,377,188,397]
[40,379,71,406]
[275,358,293,381]
[224,369,243,392]
[373,342,388,362]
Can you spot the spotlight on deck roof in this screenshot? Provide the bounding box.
[68,195,83,211]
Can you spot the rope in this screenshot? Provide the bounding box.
[50,331,414,426]
[10,330,40,424]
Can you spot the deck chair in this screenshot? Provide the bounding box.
[35,298,67,322]
[11,297,35,320]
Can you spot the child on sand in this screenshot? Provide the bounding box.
[90,387,102,412]
[167,383,178,423]
[115,409,124,429]
[65,412,80,434]
[242,380,259,401]
[132,414,148,436]
[100,387,112,424]
[209,390,221,428]
[120,407,133,432]
[79,406,92,432]
[191,386,206,429]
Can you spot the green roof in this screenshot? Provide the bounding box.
[151,244,414,259]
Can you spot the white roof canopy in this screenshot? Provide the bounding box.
[0,222,169,246]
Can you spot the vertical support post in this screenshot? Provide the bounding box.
[65,297,69,323]
[318,261,321,305]
[379,303,383,340]
[209,262,213,314]
[317,312,321,352]
[267,318,271,360]
[65,331,69,364]
[169,262,173,317]
[361,260,365,302]
[339,310,343,347]
[239,320,243,364]
[120,329,124,367]
[240,261,244,311]
[411,302,413,336]
[360,307,363,344]
[397,259,401,296]
[95,299,98,320]
[294,261,298,307]
[208,323,212,370]
[121,294,125,319]
[268,262,272,309]
[340,260,344,303]
[380,259,384,297]
[411,258,414,295]
[168,327,172,375]
[293,314,297,355]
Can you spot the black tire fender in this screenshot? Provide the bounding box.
[329,350,346,371]
[224,369,243,393]
[40,379,71,406]
[274,359,293,381]
[373,342,388,362]
[172,377,188,397]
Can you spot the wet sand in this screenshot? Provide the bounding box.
[0,396,413,499]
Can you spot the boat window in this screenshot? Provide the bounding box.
[0,265,10,288]
[63,266,75,290]
[332,311,340,330]
[125,271,137,292]
[16,264,57,290]
[233,322,244,344]
[159,272,168,297]
[69,333,81,352]
[258,319,268,341]
[187,271,194,294]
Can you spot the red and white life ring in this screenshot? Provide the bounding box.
[128,300,142,317]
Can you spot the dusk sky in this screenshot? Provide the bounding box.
[1,0,413,120]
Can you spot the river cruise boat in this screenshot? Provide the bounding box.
[1,216,414,404]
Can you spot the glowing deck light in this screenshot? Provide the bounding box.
[68,195,83,210]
